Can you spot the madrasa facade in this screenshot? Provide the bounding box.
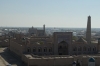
[9,16,100,66]
[10,16,99,56]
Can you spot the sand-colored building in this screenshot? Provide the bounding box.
[9,16,100,66]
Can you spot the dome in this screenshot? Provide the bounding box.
[22,38,26,40]
[22,38,27,42]
[89,57,95,62]
[72,61,76,64]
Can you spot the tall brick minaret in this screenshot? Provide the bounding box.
[43,24,45,36]
[86,16,91,44]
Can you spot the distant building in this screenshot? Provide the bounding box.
[28,25,45,36]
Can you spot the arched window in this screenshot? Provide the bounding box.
[38,47,42,52]
[33,47,36,52]
[83,47,86,51]
[27,47,31,52]
[93,48,94,51]
[90,47,91,51]
[49,47,52,52]
[88,47,91,51]
[73,47,77,51]
[78,47,82,51]
[94,47,96,51]
[44,47,47,52]
[27,48,30,52]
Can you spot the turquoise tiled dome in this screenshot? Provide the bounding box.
[89,57,95,62]
[72,61,76,64]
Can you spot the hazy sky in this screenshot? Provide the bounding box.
[0,0,100,28]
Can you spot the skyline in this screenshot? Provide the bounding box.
[0,0,100,28]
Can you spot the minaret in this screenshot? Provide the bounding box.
[86,16,91,44]
[43,24,45,35]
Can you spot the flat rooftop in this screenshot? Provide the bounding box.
[24,54,73,59]
[24,54,100,59]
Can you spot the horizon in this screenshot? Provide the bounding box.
[0,0,100,28]
[0,26,100,29]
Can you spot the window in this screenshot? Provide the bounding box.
[44,47,47,52]
[38,48,40,52]
[73,47,77,51]
[49,47,52,52]
[27,49,30,52]
[78,47,82,51]
[38,47,42,52]
[88,47,91,51]
[94,47,96,51]
[93,48,94,51]
[83,47,86,51]
[27,47,31,52]
[33,48,36,52]
[90,47,91,51]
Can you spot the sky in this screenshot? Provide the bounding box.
[0,0,100,28]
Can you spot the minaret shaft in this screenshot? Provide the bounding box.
[86,16,91,44]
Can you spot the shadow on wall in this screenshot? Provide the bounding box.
[0,48,25,66]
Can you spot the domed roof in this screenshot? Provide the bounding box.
[22,38,26,40]
[89,57,95,62]
[72,61,76,64]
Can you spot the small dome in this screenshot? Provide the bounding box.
[72,61,76,64]
[22,38,26,40]
[22,38,26,41]
[89,57,95,62]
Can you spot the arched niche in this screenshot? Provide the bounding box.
[58,41,68,55]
